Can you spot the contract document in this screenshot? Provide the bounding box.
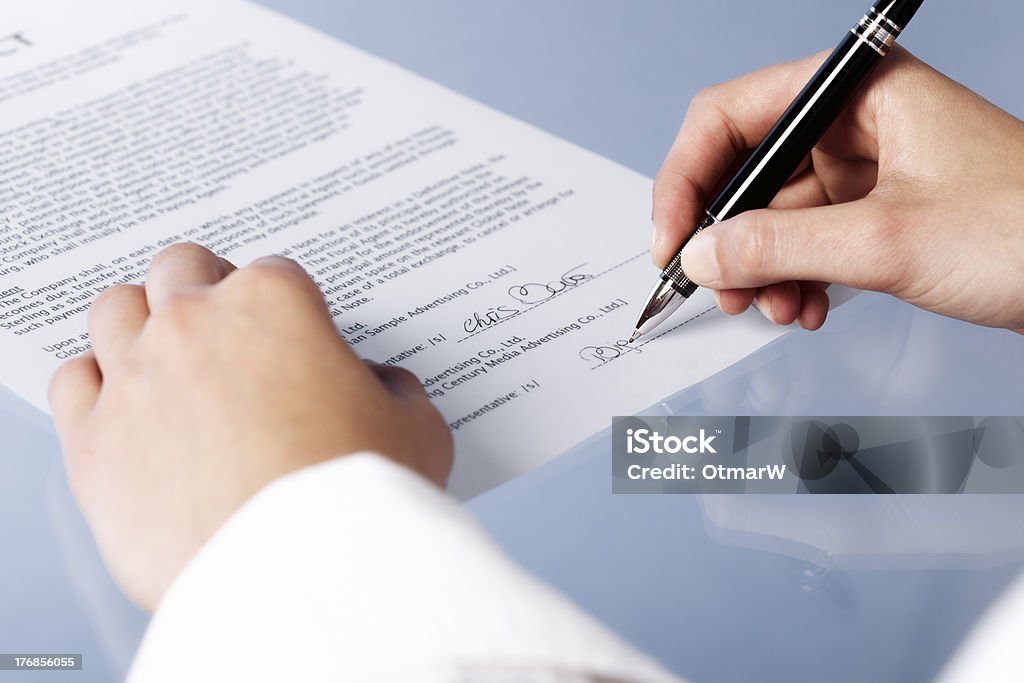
[2,0,798,497]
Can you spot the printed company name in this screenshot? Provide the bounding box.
[626,428,717,455]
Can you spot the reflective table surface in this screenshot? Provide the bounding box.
[3,1,1023,681]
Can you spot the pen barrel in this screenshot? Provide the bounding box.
[873,0,924,31]
[708,29,885,221]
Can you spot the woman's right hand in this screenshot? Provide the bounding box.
[652,47,1024,332]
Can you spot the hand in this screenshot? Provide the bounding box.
[48,244,453,611]
[652,47,1024,331]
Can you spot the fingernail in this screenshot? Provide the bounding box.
[750,297,773,323]
[678,232,721,285]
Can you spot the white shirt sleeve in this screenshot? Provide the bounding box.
[938,573,1024,683]
[127,453,684,683]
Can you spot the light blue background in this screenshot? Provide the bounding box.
[2,1,1024,681]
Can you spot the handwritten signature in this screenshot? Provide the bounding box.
[507,263,592,305]
[463,305,520,334]
[579,340,641,368]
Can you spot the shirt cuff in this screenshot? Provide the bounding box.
[127,453,681,683]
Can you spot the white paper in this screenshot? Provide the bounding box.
[0,0,796,497]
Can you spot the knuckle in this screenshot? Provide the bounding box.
[48,359,79,403]
[150,241,212,267]
[862,206,913,291]
[863,204,902,242]
[150,291,204,336]
[687,84,732,129]
[653,167,689,200]
[88,284,139,322]
[239,261,303,291]
[726,215,774,280]
[226,260,318,307]
[688,85,719,113]
[651,167,684,208]
[251,255,304,272]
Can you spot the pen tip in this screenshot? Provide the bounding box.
[628,331,639,344]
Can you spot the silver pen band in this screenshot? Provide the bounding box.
[851,7,903,56]
[661,211,719,295]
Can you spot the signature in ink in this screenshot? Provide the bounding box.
[507,263,592,305]
[579,340,641,368]
[463,305,520,334]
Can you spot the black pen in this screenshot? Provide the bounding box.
[629,0,924,342]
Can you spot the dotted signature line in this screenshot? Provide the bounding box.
[636,305,717,348]
[587,304,717,372]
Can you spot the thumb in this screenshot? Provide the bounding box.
[677,199,904,292]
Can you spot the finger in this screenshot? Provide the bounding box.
[797,281,830,331]
[48,351,102,438]
[768,168,831,211]
[809,151,879,204]
[218,257,238,275]
[677,199,899,291]
[247,254,313,278]
[715,288,757,316]
[652,50,832,267]
[221,255,341,366]
[145,243,230,310]
[242,255,329,310]
[753,281,802,326]
[87,284,149,370]
[364,360,429,403]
